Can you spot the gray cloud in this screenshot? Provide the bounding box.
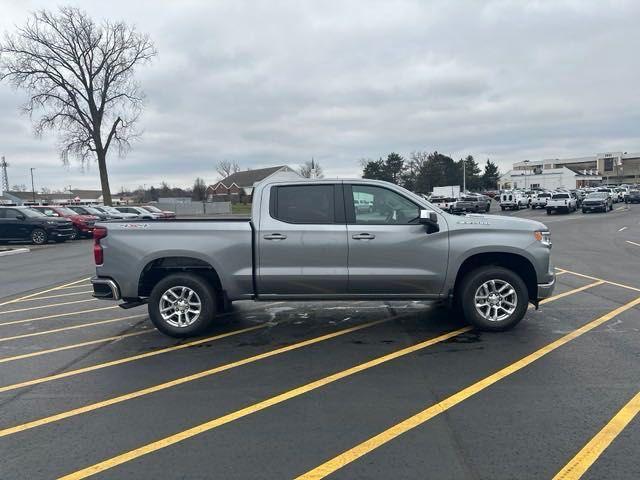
[1,0,639,191]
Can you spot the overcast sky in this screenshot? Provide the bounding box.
[1,0,639,192]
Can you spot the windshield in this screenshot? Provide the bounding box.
[84,207,103,215]
[586,193,606,199]
[143,205,162,212]
[22,208,46,217]
[56,207,78,216]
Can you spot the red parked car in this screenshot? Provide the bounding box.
[31,205,98,240]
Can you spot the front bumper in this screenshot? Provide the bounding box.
[537,274,556,300]
[91,276,121,300]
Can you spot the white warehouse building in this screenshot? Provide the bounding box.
[499,151,640,190]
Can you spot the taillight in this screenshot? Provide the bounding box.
[93,227,107,265]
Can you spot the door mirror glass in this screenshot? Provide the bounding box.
[419,209,439,233]
[16,214,26,220]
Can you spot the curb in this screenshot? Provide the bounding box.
[0,248,30,257]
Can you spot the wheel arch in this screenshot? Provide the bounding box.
[453,251,538,304]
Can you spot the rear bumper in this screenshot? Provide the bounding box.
[91,276,121,300]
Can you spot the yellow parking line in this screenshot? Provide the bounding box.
[0,277,91,308]
[9,290,94,303]
[1,317,396,440]
[0,330,155,365]
[57,326,469,480]
[539,281,604,305]
[295,297,640,480]
[0,306,118,327]
[0,315,147,343]
[0,298,97,316]
[557,268,640,294]
[55,284,92,290]
[626,240,640,247]
[553,390,640,480]
[0,324,266,393]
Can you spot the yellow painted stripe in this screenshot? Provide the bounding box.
[2,318,395,440]
[9,290,94,302]
[0,277,91,307]
[57,326,469,480]
[0,315,147,343]
[0,298,97,315]
[539,280,604,305]
[0,324,265,393]
[55,269,601,479]
[296,296,640,480]
[0,330,155,365]
[55,283,92,290]
[553,390,640,480]
[626,240,640,248]
[558,267,640,293]
[0,306,118,327]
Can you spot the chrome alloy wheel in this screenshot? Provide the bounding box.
[474,279,517,322]
[159,286,202,327]
[31,230,46,244]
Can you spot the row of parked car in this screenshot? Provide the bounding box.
[0,204,175,245]
[426,193,492,214]
[499,185,640,215]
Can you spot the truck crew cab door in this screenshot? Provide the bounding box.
[346,183,448,296]
[257,183,348,296]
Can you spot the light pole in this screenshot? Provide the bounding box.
[523,160,530,189]
[30,167,36,203]
[462,159,466,193]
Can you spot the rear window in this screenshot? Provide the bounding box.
[271,185,335,224]
[538,193,551,198]
[552,194,570,199]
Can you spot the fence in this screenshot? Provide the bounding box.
[156,201,231,216]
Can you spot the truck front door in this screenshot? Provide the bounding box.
[346,183,449,296]
[257,183,348,296]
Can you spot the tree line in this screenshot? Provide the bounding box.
[361,151,500,193]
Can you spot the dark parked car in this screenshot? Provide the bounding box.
[581,192,613,213]
[30,206,98,239]
[0,206,74,245]
[452,195,490,213]
[626,189,640,204]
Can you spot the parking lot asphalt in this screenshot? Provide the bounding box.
[0,204,638,479]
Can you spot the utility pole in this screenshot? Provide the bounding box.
[30,168,36,203]
[0,156,9,195]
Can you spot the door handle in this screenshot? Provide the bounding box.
[263,233,287,240]
[352,233,375,240]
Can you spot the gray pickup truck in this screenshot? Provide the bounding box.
[91,179,555,337]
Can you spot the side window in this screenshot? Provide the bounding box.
[4,209,21,219]
[351,185,420,225]
[272,185,335,224]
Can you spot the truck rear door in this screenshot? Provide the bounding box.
[257,183,348,295]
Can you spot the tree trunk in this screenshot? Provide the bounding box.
[97,150,113,206]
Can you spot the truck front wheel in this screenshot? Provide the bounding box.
[148,273,217,337]
[458,266,529,331]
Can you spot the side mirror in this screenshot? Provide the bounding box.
[16,214,26,221]
[419,209,439,233]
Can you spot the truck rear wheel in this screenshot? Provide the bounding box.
[458,266,528,331]
[148,273,217,337]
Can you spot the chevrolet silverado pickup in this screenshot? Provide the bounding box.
[91,179,555,337]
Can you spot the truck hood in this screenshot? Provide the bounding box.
[453,213,548,232]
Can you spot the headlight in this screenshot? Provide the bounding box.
[534,230,552,248]
[45,220,58,225]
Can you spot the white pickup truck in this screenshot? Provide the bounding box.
[546,192,577,215]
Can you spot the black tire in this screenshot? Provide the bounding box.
[546,209,551,215]
[30,228,48,245]
[582,209,587,214]
[500,206,505,211]
[457,266,529,332]
[70,227,79,240]
[148,273,217,337]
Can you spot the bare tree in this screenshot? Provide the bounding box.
[215,160,240,179]
[299,159,324,178]
[0,7,156,205]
